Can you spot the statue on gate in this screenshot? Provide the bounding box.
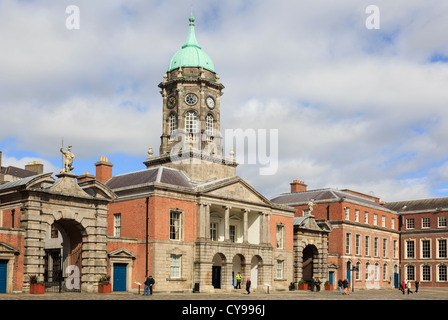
[60,145,75,173]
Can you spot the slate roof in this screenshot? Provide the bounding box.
[271,188,387,210]
[383,197,448,213]
[105,166,193,190]
[0,173,53,191]
[1,165,37,179]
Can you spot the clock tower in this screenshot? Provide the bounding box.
[144,15,237,182]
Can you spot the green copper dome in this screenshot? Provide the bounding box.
[168,15,215,73]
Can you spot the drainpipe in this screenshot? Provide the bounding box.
[11,209,15,228]
[146,197,149,276]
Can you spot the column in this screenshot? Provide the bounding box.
[243,209,249,243]
[198,202,205,239]
[224,206,230,241]
[205,203,211,240]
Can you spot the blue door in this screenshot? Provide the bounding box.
[329,271,334,286]
[113,263,127,292]
[0,260,7,294]
[346,262,351,283]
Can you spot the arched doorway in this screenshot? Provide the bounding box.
[250,255,262,289]
[302,245,318,281]
[44,218,85,292]
[232,254,245,288]
[212,253,226,289]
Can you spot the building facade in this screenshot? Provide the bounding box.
[271,180,401,290]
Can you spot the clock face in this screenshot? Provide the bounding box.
[206,96,215,109]
[167,95,177,109]
[185,93,198,106]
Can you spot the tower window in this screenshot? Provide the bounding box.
[185,111,198,138]
[169,113,177,140]
[206,114,214,138]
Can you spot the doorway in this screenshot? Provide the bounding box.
[113,263,127,292]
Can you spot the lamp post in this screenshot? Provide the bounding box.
[350,266,359,292]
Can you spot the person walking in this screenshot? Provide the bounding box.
[246,278,251,295]
[401,280,406,295]
[407,280,413,294]
[338,279,343,294]
[342,278,349,295]
[415,280,420,294]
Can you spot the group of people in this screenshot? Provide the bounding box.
[235,272,251,294]
[400,279,420,294]
[309,277,322,292]
[143,275,155,296]
[337,279,350,295]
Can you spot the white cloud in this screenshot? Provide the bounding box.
[1,0,448,202]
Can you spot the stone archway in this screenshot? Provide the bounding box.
[212,253,226,289]
[250,255,262,289]
[232,254,245,288]
[302,244,318,281]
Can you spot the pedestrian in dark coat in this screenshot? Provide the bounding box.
[246,278,251,294]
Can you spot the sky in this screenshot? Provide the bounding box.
[1,0,448,202]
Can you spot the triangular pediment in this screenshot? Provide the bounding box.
[108,248,136,259]
[0,241,20,255]
[198,177,270,206]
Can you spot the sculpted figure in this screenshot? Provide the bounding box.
[60,146,75,173]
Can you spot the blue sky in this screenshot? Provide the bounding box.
[1,0,448,201]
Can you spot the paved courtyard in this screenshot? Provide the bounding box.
[1,287,447,300]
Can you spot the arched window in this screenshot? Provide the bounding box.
[185,111,198,138]
[206,114,214,139]
[169,113,177,141]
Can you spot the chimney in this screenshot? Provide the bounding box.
[25,161,44,174]
[290,180,307,193]
[77,171,95,183]
[95,156,113,183]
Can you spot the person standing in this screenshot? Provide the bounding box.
[143,275,150,296]
[407,280,413,294]
[415,280,420,294]
[148,275,155,295]
[246,278,251,295]
[236,272,242,289]
[338,279,343,294]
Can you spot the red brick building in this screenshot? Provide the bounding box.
[384,198,448,288]
[272,180,400,289]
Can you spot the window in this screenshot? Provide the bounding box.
[421,240,431,259]
[170,210,182,240]
[345,207,350,220]
[374,263,379,281]
[170,254,181,278]
[383,263,388,281]
[114,214,121,237]
[355,234,361,255]
[50,223,59,239]
[355,262,361,280]
[407,265,415,281]
[365,263,370,281]
[438,216,447,228]
[394,240,398,259]
[345,233,351,254]
[276,260,284,279]
[373,214,378,226]
[374,237,379,257]
[276,225,285,249]
[364,212,369,224]
[438,265,447,282]
[422,265,431,281]
[365,236,370,256]
[205,114,214,138]
[383,238,388,258]
[438,239,447,258]
[169,113,177,140]
[406,240,415,259]
[422,217,430,229]
[391,218,395,230]
[407,218,415,229]
[210,222,218,241]
[185,111,198,137]
[229,225,236,243]
[355,210,359,222]
[382,216,386,228]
